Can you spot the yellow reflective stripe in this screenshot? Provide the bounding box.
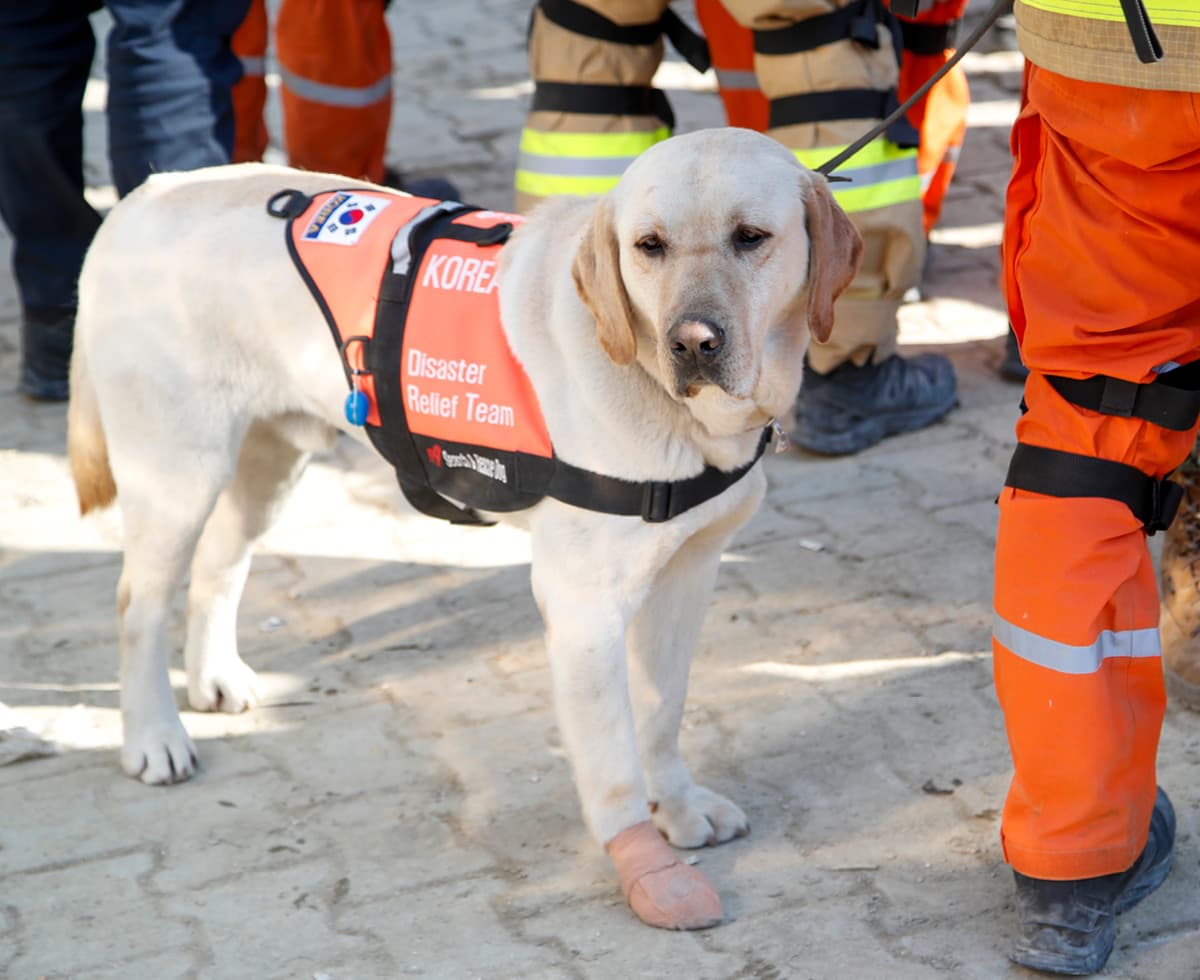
[518,127,670,159]
[516,127,670,199]
[791,141,921,213]
[1020,0,1200,27]
[829,174,922,213]
[791,138,911,171]
[515,170,622,197]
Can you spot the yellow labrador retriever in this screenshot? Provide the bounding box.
[67,128,861,930]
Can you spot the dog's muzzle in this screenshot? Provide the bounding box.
[668,315,729,396]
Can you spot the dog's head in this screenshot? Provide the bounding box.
[572,128,861,432]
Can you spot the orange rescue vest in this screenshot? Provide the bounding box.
[267,187,773,524]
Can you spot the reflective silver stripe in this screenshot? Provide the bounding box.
[391,201,463,275]
[715,68,758,92]
[280,67,391,108]
[838,156,918,188]
[993,613,1160,675]
[516,150,636,178]
[239,55,266,78]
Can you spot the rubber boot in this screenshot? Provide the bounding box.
[1159,450,1200,711]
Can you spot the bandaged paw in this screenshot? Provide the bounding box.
[605,819,724,930]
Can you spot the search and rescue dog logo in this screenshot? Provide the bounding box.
[424,444,508,484]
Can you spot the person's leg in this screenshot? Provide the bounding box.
[0,0,103,400]
[230,0,269,164]
[274,0,391,183]
[721,0,956,455]
[514,0,673,214]
[895,0,969,235]
[693,0,767,131]
[995,65,1200,974]
[104,0,249,197]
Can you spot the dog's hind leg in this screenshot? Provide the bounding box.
[111,415,248,785]
[184,418,314,714]
[628,526,750,850]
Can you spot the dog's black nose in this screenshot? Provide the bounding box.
[668,317,725,360]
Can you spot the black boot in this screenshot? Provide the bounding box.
[999,325,1029,382]
[793,352,958,455]
[1010,787,1175,976]
[19,306,74,402]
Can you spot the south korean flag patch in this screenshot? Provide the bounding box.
[301,191,392,246]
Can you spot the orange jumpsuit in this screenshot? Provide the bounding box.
[231,0,392,183]
[894,0,969,234]
[995,56,1200,880]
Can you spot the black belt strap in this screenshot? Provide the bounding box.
[769,88,890,128]
[538,0,711,73]
[547,426,774,522]
[1005,443,1183,535]
[531,81,674,128]
[1045,373,1200,433]
[753,0,883,54]
[899,18,958,55]
[769,88,919,148]
[1118,0,1163,64]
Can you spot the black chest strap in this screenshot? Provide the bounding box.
[408,425,776,525]
[548,425,775,523]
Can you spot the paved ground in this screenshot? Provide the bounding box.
[2,3,1199,978]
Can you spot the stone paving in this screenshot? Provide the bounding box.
[2,3,1199,978]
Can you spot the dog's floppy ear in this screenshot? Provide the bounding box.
[572,196,638,366]
[802,175,863,343]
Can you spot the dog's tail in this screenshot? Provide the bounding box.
[67,343,117,515]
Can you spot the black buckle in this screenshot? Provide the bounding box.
[1147,477,1184,535]
[1098,376,1139,418]
[641,481,673,523]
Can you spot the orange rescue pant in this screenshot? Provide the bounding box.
[995,64,1200,880]
[895,0,968,234]
[231,0,392,183]
[694,0,768,132]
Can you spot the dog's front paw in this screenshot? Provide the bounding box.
[652,786,749,849]
[607,820,724,931]
[122,719,198,785]
[187,656,259,714]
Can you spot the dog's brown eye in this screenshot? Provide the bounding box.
[733,226,769,251]
[636,235,665,256]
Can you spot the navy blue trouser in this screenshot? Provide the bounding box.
[0,0,249,321]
